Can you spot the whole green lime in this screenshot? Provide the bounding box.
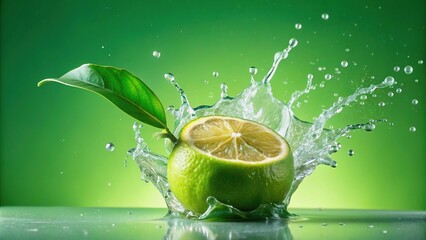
[167,116,294,214]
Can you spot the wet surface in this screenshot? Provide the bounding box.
[1,207,425,239]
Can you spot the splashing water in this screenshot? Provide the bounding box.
[130,38,397,219]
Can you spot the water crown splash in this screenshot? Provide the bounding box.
[130,38,396,219]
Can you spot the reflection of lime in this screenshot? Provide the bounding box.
[167,116,294,214]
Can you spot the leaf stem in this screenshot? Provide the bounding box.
[165,128,178,144]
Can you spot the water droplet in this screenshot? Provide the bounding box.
[368,225,374,228]
[295,23,302,30]
[383,77,394,87]
[112,223,115,227]
[412,99,418,105]
[319,82,325,88]
[101,46,105,49]
[213,71,219,77]
[404,65,413,74]
[128,211,133,215]
[414,79,419,83]
[360,95,368,100]
[220,83,228,99]
[393,66,400,72]
[339,223,346,226]
[409,126,416,132]
[365,123,376,131]
[164,73,175,82]
[321,223,328,226]
[348,149,355,156]
[127,148,135,155]
[60,171,64,175]
[204,80,209,84]
[418,60,424,64]
[321,13,329,20]
[396,88,402,93]
[372,94,377,98]
[106,142,115,151]
[345,48,350,52]
[249,66,258,75]
[152,51,161,58]
[378,102,386,107]
[382,230,388,234]
[156,225,162,229]
[388,92,394,97]
[289,38,298,48]
[341,60,348,67]
[325,74,332,80]
[107,182,112,187]
[80,213,84,217]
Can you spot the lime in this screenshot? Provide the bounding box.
[167,116,294,214]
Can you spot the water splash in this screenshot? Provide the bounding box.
[131,39,398,219]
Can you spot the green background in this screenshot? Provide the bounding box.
[1,0,425,210]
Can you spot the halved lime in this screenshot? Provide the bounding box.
[167,116,294,214]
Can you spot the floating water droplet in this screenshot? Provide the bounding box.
[341,60,348,67]
[319,82,325,88]
[325,74,332,80]
[383,76,395,86]
[106,142,115,151]
[414,79,419,83]
[382,230,388,234]
[101,45,105,49]
[204,80,209,84]
[321,13,329,20]
[249,66,258,75]
[396,88,402,93]
[418,60,423,64]
[412,99,418,105]
[409,126,416,132]
[152,51,161,58]
[164,73,175,82]
[378,102,386,107]
[127,148,136,156]
[393,66,400,72]
[365,123,376,131]
[348,149,354,156]
[360,95,367,100]
[295,23,302,30]
[387,92,394,97]
[220,83,228,99]
[404,65,413,74]
[213,71,219,77]
[289,38,298,48]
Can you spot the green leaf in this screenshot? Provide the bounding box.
[38,64,168,129]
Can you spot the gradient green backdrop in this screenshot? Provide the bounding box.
[1,0,425,210]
